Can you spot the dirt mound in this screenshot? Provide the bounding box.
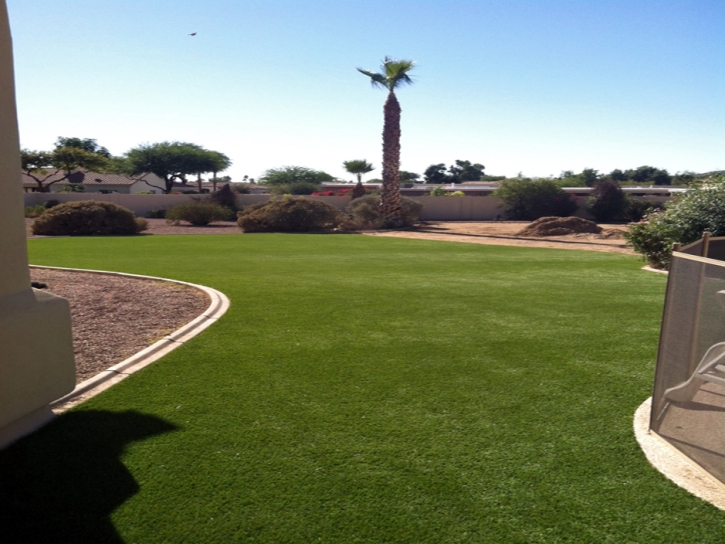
[517,217,602,237]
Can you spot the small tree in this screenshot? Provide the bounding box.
[447,160,485,183]
[123,141,229,194]
[494,178,577,220]
[21,147,110,192]
[343,159,375,184]
[587,179,627,222]
[399,171,420,182]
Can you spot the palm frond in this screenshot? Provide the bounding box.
[382,57,415,89]
[357,68,388,89]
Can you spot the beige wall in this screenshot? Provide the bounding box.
[0,0,75,447]
[25,193,673,221]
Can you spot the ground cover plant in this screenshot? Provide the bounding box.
[4,235,724,542]
[165,201,231,226]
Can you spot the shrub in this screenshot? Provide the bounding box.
[31,201,145,236]
[146,209,167,219]
[232,183,251,194]
[623,198,659,223]
[587,179,628,222]
[268,182,320,195]
[429,186,448,196]
[25,205,46,218]
[450,191,465,197]
[351,182,366,200]
[208,184,238,210]
[206,184,238,220]
[43,199,60,209]
[345,195,423,229]
[238,196,344,233]
[494,178,577,220]
[625,180,725,269]
[165,202,230,226]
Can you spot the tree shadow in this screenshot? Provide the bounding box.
[0,410,178,543]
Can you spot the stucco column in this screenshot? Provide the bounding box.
[0,0,75,448]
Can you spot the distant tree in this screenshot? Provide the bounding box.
[424,163,448,184]
[55,137,111,158]
[580,168,599,187]
[625,165,671,185]
[399,171,420,182]
[123,141,226,194]
[628,165,657,183]
[210,175,232,192]
[207,151,232,192]
[260,166,334,186]
[21,147,109,192]
[587,179,627,222]
[424,160,485,183]
[560,170,575,180]
[358,56,415,227]
[609,169,626,182]
[343,159,375,183]
[672,171,696,186]
[651,169,672,186]
[447,160,485,182]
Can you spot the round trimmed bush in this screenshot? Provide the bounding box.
[345,195,423,229]
[237,197,344,233]
[31,201,146,236]
[165,202,231,226]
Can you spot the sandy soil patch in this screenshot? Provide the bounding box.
[366,221,633,255]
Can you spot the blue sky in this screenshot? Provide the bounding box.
[7,0,724,182]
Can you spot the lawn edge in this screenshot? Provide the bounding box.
[634,397,725,510]
[26,265,231,413]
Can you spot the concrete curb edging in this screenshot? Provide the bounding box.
[642,265,668,275]
[634,397,725,510]
[28,266,230,413]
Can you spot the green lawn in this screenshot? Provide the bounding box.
[2,234,722,542]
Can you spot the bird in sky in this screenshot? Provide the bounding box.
[189,32,197,36]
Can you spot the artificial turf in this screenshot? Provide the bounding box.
[2,234,722,542]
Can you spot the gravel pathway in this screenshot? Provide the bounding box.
[29,268,209,384]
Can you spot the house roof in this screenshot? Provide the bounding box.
[21,170,165,188]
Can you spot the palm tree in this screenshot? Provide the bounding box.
[343,159,374,184]
[357,57,415,227]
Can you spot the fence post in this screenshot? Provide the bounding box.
[702,232,711,258]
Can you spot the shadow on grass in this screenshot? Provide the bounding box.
[0,410,177,543]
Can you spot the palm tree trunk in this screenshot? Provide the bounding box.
[381,91,403,227]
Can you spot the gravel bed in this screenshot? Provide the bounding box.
[29,268,210,384]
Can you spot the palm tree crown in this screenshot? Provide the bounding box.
[343,159,375,184]
[357,57,415,92]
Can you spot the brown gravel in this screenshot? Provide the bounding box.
[29,268,209,384]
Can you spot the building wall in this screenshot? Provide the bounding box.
[24,193,672,221]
